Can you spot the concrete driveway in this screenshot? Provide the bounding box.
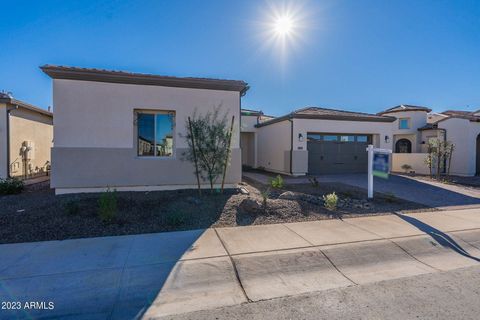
[1,209,480,319]
[243,171,480,208]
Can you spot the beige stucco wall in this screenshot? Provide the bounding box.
[8,108,53,178]
[240,115,258,132]
[52,79,241,191]
[240,132,255,167]
[419,129,441,153]
[392,153,430,175]
[0,103,7,178]
[256,120,291,173]
[382,110,428,153]
[438,118,480,176]
[291,118,394,175]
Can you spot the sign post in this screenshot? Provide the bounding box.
[366,144,392,199]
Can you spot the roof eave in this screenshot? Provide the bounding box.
[40,65,249,93]
[0,97,52,117]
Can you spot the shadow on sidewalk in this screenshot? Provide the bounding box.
[395,213,480,262]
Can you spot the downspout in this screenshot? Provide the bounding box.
[289,119,293,175]
[5,106,13,178]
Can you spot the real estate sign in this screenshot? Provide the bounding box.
[366,145,392,199]
[372,152,390,179]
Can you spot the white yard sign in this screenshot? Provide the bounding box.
[366,145,392,199]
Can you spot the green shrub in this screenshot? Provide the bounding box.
[270,175,284,189]
[260,187,270,211]
[0,177,24,195]
[64,200,80,215]
[323,192,338,211]
[98,188,117,222]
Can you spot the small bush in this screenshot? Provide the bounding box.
[323,192,338,211]
[401,164,412,173]
[98,188,117,222]
[260,187,270,211]
[0,177,24,195]
[64,200,80,215]
[270,175,284,189]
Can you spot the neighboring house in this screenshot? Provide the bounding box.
[0,92,53,180]
[240,108,274,168]
[41,65,248,194]
[246,107,396,175]
[434,110,480,176]
[240,104,480,177]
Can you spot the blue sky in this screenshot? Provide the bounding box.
[1,0,479,115]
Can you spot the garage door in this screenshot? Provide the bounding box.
[307,133,372,175]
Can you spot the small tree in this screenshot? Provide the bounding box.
[425,138,455,180]
[183,106,234,193]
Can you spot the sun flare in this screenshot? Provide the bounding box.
[273,15,294,36]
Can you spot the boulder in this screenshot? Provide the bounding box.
[278,191,299,200]
[240,198,262,213]
[239,187,250,195]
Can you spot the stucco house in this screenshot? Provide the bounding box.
[240,104,480,177]
[0,92,53,180]
[41,65,248,194]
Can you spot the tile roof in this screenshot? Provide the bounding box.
[256,106,395,127]
[440,110,480,121]
[378,104,432,115]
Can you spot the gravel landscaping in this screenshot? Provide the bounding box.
[411,174,480,188]
[0,179,430,244]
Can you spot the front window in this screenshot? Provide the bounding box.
[399,118,410,129]
[136,111,175,157]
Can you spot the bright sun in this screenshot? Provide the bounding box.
[274,16,294,36]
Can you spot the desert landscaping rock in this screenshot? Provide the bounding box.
[278,191,299,200]
[0,179,428,244]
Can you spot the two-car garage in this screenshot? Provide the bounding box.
[307,133,373,174]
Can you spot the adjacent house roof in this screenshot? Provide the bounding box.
[0,92,52,117]
[241,108,263,116]
[377,104,432,115]
[40,65,250,95]
[256,106,396,127]
[417,123,438,131]
[439,110,480,122]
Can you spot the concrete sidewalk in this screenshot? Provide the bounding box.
[1,209,480,319]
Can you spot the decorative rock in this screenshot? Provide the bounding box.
[239,198,262,213]
[278,191,299,200]
[239,187,250,195]
[363,202,374,209]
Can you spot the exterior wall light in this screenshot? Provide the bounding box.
[384,135,390,143]
[298,133,304,142]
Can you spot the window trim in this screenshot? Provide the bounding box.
[135,109,176,159]
[399,118,410,129]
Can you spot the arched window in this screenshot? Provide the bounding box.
[395,139,412,153]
